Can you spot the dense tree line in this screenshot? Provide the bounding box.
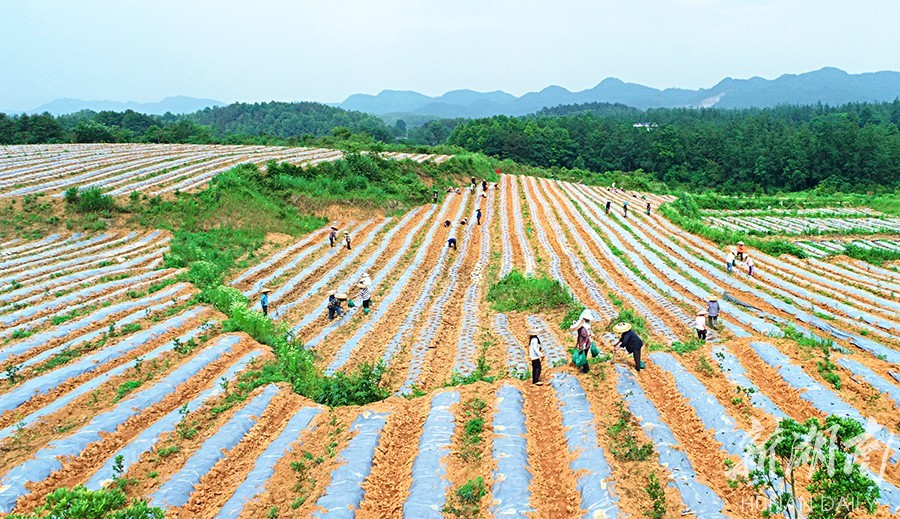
[0,102,398,146]
[183,101,396,141]
[448,101,900,192]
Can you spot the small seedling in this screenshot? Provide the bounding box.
[644,472,666,519]
[4,363,21,383]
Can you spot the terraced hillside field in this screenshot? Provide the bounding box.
[0,144,452,198]
[1,172,899,517]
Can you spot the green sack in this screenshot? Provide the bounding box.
[590,342,600,358]
[347,299,355,308]
[572,349,587,367]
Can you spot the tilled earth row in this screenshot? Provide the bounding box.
[0,174,898,517]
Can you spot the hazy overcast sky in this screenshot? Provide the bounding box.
[2,0,898,111]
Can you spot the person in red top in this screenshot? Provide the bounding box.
[737,241,745,261]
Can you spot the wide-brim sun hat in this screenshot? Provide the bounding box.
[613,322,632,334]
[697,309,707,315]
[260,288,272,294]
[738,241,745,245]
[528,326,542,336]
[579,309,595,322]
[327,290,336,296]
[336,292,348,300]
[330,226,338,230]
[708,294,718,301]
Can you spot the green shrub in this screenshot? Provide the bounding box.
[315,362,390,407]
[842,244,900,266]
[6,485,164,519]
[63,186,118,214]
[487,270,577,313]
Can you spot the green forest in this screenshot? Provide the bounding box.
[2,99,899,193]
[447,101,900,193]
[0,102,398,146]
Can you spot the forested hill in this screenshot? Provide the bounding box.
[448,101,900,193]
[183,101,395,141]
[0,102,398,144]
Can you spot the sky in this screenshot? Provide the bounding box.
[2,0,899,111]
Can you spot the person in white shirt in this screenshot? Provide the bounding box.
[357,272,372,314]
[745,256,755,277]
[528,326,545,385]
[726,249,736,274]
[695,310,707,341]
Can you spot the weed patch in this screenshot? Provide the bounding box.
[608,400,654,461]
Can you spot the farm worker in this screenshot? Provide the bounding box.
[612,322,645,372]
[446,186,454,193]
[569,309,595,374]
[726,249,736,274]
[737,241,745,261]
[260,288,271,317]
[470,184,476,195]
[444,219,451,227]
[357,272,372,314]
[448,237,457,250]
[460,217,468,225]
[707,295,720,328]
[745,255,755,277]
[605,200,611,215]
[433,190,438,203]
[327,291,345,321]
[482,179,488,192]
[623,201,629,218]
[471,176,476,188]
[646,202,651,216]
[328,226,338,248]
[476,208,482,225]
[344,231,351,250]
[695,310,707,341]
[528,326,545,385]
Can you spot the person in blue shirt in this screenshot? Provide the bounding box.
[260,288,271,317]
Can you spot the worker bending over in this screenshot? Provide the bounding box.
[613,322,644,372]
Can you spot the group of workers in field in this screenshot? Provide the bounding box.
[443,178,491,251]
[256,177,766,386]
[325,271,372,321]
[527,308,646,385]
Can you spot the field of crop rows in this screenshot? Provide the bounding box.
[706,210,900,235]
[0,144,450,198]
[1,172,899,517]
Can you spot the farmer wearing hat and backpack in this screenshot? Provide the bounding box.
[612,322,645,372]
[528,326,545,385]
[344,231,352,250]
[569,309,596,374]
[260,288,271,317]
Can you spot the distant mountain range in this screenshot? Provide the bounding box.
[339,68,900,118]
[24,96,225,116]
